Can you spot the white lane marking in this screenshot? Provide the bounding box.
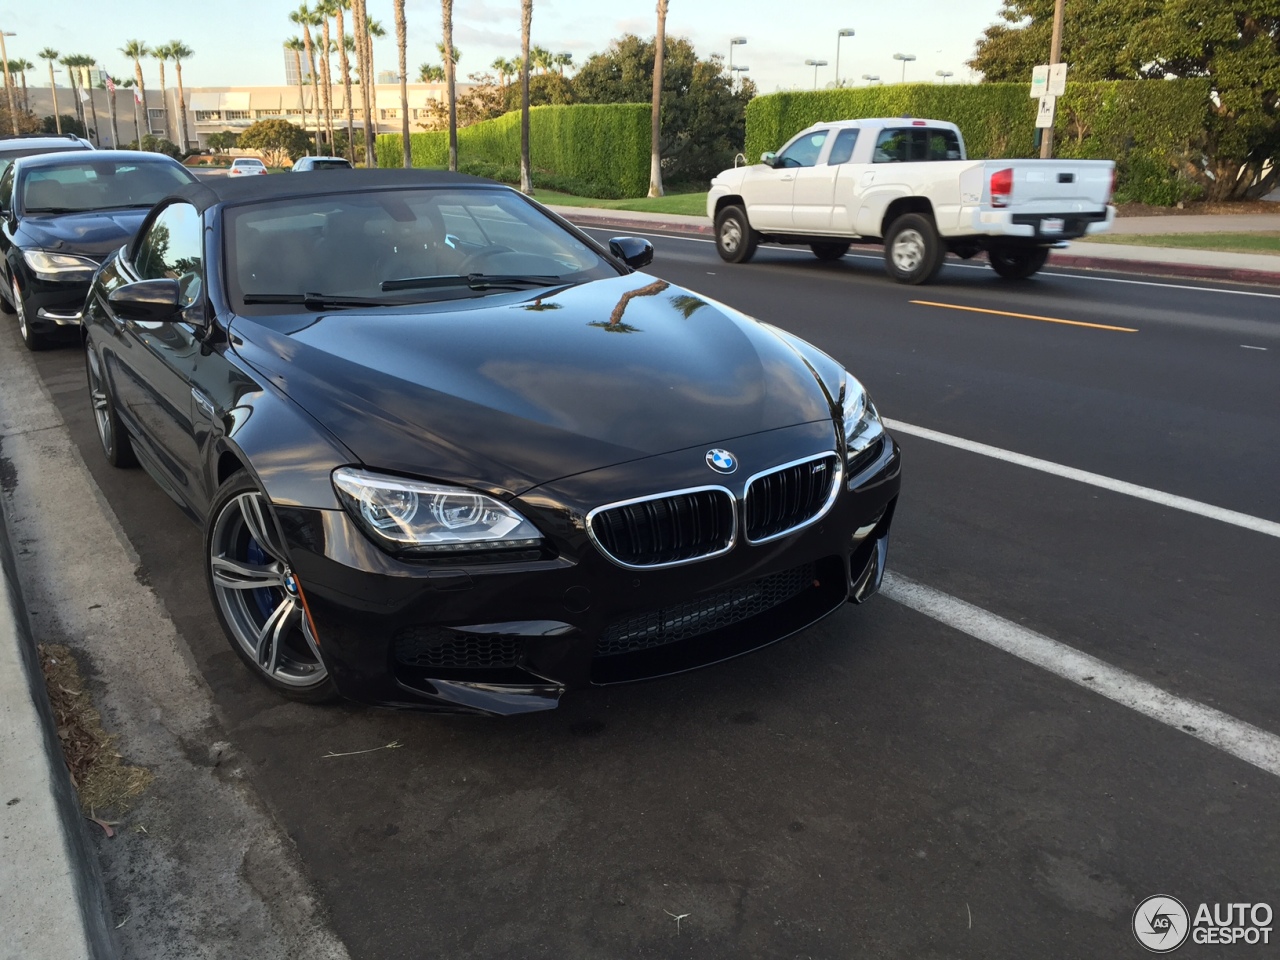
[884,418,1280,540]
[1241,344,1268,350]
[882,572,1280,779]
[581,227,1280,297]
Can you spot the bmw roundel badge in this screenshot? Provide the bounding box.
[706,449,737,474]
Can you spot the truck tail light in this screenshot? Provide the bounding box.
[1107,166,1118,203]
[990,168,1013,208]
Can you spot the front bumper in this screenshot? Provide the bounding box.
[276,428,902,715]
[17,274,91,333]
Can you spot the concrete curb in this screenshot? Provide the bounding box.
[0,477,118,959]
[556,211,1280,288]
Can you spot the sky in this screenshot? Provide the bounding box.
[20,1,1010,93]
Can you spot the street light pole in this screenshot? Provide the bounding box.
[804,59,828,90]
[0,31,17,135]
[893,53,916,84]
[729,36,746,88]
[935,70,954,84]
[1040,0,1066,159]
[835,28,854,88]
[862,74,880,85]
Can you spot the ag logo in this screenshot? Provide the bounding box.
[1133,895,1190,953]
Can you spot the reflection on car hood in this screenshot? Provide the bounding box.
[231,273,837,495]
[18,209,148,260]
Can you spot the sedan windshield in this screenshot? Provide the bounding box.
[228,187,620,311]
[21,159,194,213]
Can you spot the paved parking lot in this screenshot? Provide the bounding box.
[9,237,1280,958]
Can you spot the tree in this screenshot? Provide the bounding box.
[73,58,101,147]
[41,114,86,136]
[239,119,310,166]
[333,0,356,160]
[127,134,180,158]
[152,45,172,141]
[394,0,410,167]
[575,35,755,185]
[286,37,307,120]
[60,53,85,134]
[10,59,32,112]
[970,0,1280,200]
[520,0,533,193]
[418,63,445,82]
[315,0,337,153]
[649,0,668,197]
[442,0,458,170]
[119,40,150,143]
[205,131,239,153]
[167,42,194,151]
[290,5,325,153]
[554,51,573,76]
[351,0,375,165]
[0,104,40,135]
[38,48,61,134]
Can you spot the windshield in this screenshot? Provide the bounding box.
[0,145,88,181]
[20,159,194,213]
[228,187,620,311]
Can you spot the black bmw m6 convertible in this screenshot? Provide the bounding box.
[82,170,900,714]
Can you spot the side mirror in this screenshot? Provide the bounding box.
[108,278,181,323]
[608,236,654,270]
[761,151,777,167]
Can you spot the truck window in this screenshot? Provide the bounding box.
[873,128,963,163]
[827,129,860,165]
[776,131,829,168]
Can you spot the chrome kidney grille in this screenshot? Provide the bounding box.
[588,487,736,569]
[744,453,842,543]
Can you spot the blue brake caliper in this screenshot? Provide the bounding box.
[246,537,277,622]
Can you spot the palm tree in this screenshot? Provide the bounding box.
[554,52,572,77]
[12,59,32,112]
[350,0,374,166]
[151,45,172,141]
[72,57,101,146]
[167,42,193,151]
[648,0,667,198]
[531,45,552,75]
[285,37,306,118]
[366,18,385,83]
[393,0,410,167]
[441,0,457,171]
[38,48,61,133]
[332,0,356,161]
[519,0,532,194]
[120,40,150,141]
[491,56,508,95]
[315,0,336,154]
[290,5,324,153]
[417,63,444,83]
[60,54,85,134]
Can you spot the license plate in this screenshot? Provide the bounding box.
[1041,218,1065,235]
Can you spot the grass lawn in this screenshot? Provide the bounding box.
[1085,232,1280,256]
[532,189,709,217]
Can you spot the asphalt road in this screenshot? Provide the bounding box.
[19,236,1280,959]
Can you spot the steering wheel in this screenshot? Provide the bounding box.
[458,246,515,274]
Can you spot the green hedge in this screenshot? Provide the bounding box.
[377,104,650,198]
[744,81,1211,205]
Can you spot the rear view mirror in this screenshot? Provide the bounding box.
[108,279,181,323]
[761,152,777,167]
[608,237,654,270]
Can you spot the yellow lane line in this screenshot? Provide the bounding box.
[909,300,1139,333]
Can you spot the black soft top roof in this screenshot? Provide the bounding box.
[170,168,497,213]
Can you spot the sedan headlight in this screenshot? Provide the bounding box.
[22,250,98,282]
[841,375,885,469]
[332,467,543,555]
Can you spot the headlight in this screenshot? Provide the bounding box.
[841,375,885,469]
[22,250,98,281]
[332,467,543,555]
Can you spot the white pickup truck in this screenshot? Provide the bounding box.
[707,117,1116,284]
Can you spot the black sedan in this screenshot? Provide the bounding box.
[82,170,900,714]
[0,150,197,348]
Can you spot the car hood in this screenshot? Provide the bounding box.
[18,209,148,260]
[230,273,839,496]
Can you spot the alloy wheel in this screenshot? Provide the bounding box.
[720,218,742,254]
[85,343,113,456]
[13,278,28,342]
[209,490,328,688]
[891,229,925,272]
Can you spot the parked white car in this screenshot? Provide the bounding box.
[227,158,268,177]
[708,118,1116,283]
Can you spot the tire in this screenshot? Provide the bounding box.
[715,205,759,264]
[989,245,1050,280]
[883,213,945,285]
[810,242,850,261]
[205,472,339,704]
[0,270,14,314]
[13,276,52,350]
[84,338,138,468]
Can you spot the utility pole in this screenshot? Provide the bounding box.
[1040,0,1065,159]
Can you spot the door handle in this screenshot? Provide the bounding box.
[191,387,216,418]
[780,174,795,182]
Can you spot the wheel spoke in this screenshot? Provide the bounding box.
[91,390,108,412]
[210,555,285,590]
[236,492,284,561]
[256,596,300,675]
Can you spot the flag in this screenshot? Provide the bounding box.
[79,88,90,103]
[134,88,143,105]
[105,75,115,95]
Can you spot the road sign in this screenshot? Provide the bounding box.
[1030,64,1049,98]
[1035,95,1057,129]
[1048,62,1068,97]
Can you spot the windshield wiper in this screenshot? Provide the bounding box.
[381,273,565,292]
[24,206,79,214]
[242,292,413,310]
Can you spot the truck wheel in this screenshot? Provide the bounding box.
[989,246,1050,280]
[884,214,944,285]
[715,205,759,264]
[810,242,850,261]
